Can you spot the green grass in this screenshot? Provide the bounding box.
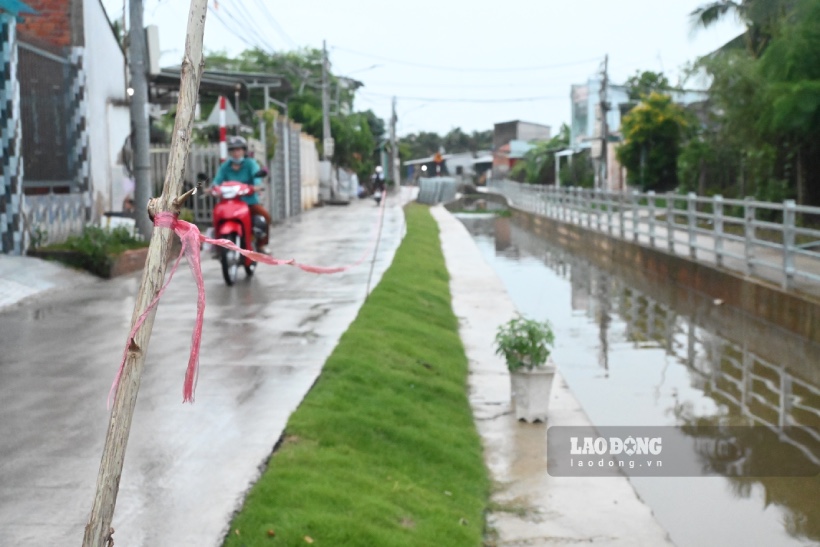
[223,203,490,546]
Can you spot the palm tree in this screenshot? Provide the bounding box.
[690,0,794,58]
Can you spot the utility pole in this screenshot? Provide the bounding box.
[321,40,332,161]
[599,54,609,191]
[390,96,398,186]
[129,0,152,239]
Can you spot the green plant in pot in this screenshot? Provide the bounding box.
[494,315,557,422]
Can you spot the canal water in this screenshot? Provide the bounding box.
[456,213,820,547]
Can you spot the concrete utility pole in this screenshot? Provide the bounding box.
[321,40,332,161]
[599,54,609,190]
[82,2,209,545]
[129,0,153,239]
[390,96,398,185]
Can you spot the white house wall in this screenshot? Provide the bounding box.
[84,0,129,217]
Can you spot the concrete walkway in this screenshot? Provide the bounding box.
[432,205,675,546]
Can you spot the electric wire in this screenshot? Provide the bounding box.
[357,90,567,103]
[251,0,299,49]
[333,46,603,73]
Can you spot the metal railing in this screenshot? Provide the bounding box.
[489,180,820,291]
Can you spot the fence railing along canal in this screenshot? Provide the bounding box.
[489,180,820,292]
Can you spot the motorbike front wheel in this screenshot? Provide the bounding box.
[220,233,241,286]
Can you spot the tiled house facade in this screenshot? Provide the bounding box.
[1,0,128,254]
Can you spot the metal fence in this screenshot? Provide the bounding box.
[489,180,820,291]
[417,177,459,205]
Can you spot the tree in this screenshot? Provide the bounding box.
[757,0,820,205]
[510,124,570,185]
[625,71,671,102]
[617,93,692,191]
[690,0,794,58]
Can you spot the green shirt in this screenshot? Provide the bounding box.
[213,158,262,205]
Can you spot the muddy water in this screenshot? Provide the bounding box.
[457,213,820,547]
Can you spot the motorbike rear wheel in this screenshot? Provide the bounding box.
[220,233,241,286]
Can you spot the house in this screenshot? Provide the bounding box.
[0,0,130,254]
[568,78,707,190]
[491,120,551,180]
[492,120,551,150]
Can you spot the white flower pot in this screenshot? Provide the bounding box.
[510,361,556,423]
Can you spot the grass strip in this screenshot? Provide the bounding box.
[224,203,490,546]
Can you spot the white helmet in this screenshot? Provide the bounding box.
[375,166,383,174]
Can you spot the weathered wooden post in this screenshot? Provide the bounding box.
[82,2,208,545]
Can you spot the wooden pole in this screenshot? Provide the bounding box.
[82,2,208,545]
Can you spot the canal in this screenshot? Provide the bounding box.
[456,212,820,547]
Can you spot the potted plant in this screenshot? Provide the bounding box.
[494,315,557,423]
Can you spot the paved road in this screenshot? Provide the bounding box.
[0,195,405,546]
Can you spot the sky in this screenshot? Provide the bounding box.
[100,0,745,138]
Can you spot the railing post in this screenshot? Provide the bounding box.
[632,190,640,242]
[714,195,724,267]
[744,196,756,275]
[667,193,675,254]
[573,187,580,224]
[595,188,602,231]
[618,192,625,239]
[606,190,614,236]
[783,199,796,290]
[779,371,792,429]
[687,192,697,259]
[648,191,657,247]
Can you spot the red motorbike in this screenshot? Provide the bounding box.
[209,178,268,286]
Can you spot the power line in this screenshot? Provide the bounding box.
[215,0,278,53]
[358,91,566,103]
[251,0,298,49]
[333,46,602,73]
[207,5,260,51]
[363,79,571,90]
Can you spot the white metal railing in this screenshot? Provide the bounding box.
[489,180,820,291]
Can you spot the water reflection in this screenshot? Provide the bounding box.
[458,214,820,546]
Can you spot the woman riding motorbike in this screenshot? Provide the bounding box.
[212,136,272,254]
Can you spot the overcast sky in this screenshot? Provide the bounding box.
[101,0,744,137]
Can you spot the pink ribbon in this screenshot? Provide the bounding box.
[109,193,387,407]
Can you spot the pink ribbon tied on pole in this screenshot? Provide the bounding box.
[109,193,387,408]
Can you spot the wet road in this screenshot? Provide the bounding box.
[0,196,405,546]
[458,213,820,547]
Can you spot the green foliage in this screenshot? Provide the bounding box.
[494,315,555,372]
[224,204,489,546]
[684,0,820,205]
[400,128,493,160]
[510,124,571,185]
[558,149,595,188]
[625,70,671,102]
[29,225,48,249]
[44,226,148,278]
[617,92,693,191]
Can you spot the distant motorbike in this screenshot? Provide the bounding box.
[373,189,383,206]
[208,172,268,286]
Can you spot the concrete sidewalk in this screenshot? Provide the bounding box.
[432,205,674,546]
[0,254,99,312]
